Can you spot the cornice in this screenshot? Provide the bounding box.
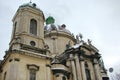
[44,31,76,42]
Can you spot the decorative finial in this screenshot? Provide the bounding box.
[79,33,83,40]
[88,39,92,45]
[76,33,84,44]
[76,35,80,44]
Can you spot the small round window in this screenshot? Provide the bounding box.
[30,41,36,46]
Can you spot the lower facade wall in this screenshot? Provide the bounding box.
[1,53,52,80]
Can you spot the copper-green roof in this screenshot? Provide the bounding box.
[45,16,55,25]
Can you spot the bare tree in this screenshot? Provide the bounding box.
[110,72,120,80]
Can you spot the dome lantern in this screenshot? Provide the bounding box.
[45,16,55,25]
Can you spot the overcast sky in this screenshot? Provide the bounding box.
[0,0,120,70]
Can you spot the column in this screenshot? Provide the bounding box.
[70,54,77,80]
[93,59,102,80]
[7,58,19,80]
[46,60,51,80]
[80,59,87,80]
[46,66,51,80]
[75,55,82,80]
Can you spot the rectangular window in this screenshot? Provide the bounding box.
[27,64,39,80]
[30,69,36,80]
[85,69,91,80]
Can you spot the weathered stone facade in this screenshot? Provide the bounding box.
[0,2,109,80]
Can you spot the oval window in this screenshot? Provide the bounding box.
[30,41,36,46]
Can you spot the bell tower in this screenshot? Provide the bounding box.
[9,2,45,51]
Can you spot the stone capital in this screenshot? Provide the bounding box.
[69,58,75,61]
[93,59,98,64]
[27,64,39,71]
[79,56,84,61]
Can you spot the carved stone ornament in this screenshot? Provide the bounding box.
[27,64,39,71]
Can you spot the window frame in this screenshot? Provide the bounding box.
[27,64,39,80]
[85,63,91,80]
[30,19,37,36]
[29,69,36,80]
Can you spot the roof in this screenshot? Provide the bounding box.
[19,2,41,11]
[46,16,55,25]
[45,24,72,35]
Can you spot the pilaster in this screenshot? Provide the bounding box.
[75,54,82,80]
[70,54,77,80]
[93,59,102,80]
[80,57,87,80]
[7,58,20,80]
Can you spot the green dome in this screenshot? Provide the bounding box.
[45,16,55,25]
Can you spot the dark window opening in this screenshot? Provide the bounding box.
[30,41,36,46]
[85,69,91,80]
[62,76,66,80]
[30,69,36,80]
[13,22,17,38]
[102,77,109,80]
[30,19,37,36]
[85,63,91,80]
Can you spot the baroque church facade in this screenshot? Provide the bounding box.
[0,2,109,80]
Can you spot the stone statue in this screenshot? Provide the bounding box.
[79,33,83,40]
[88,39,92,45]
[76,35,80,44]
[66,41,71,49]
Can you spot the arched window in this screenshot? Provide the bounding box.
[85,63,91,80]
[30,19,37,35]
[13,22,17,38]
